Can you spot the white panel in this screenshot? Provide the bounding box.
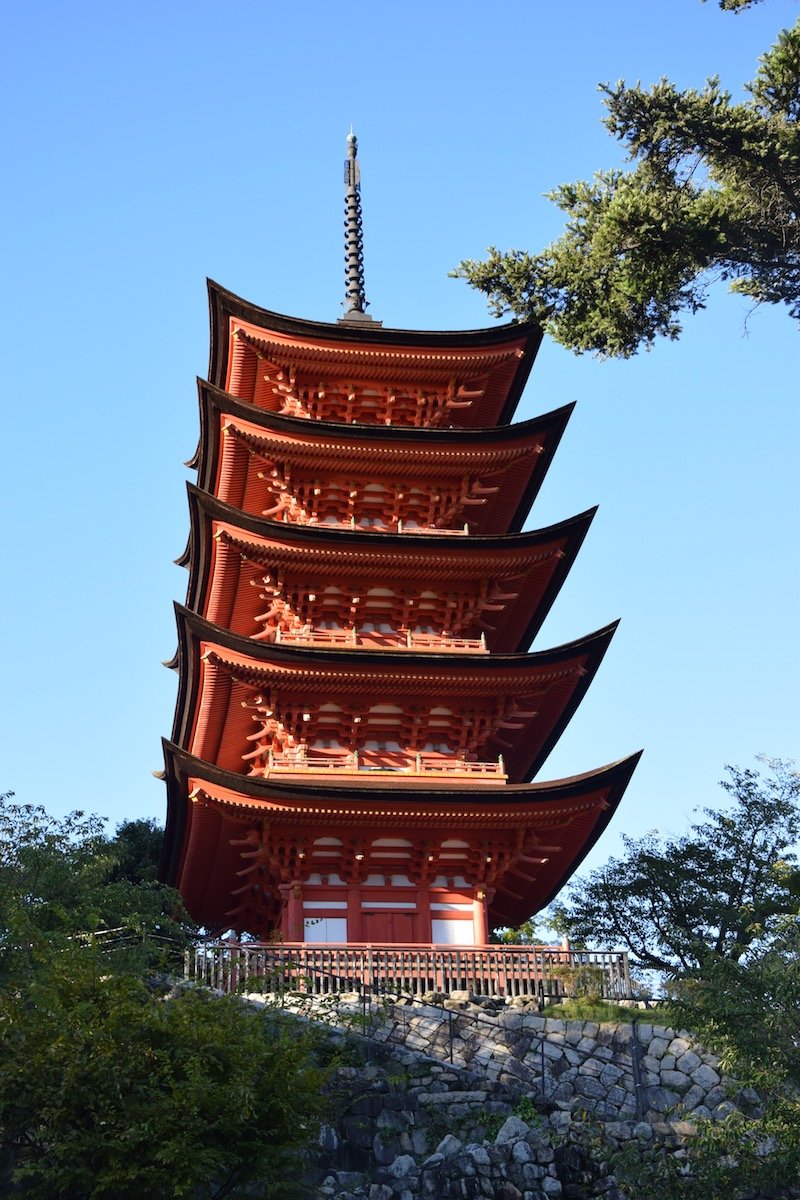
[432,919,475,946]
[304,917,347,943]
[430,903,473,911]
[360,901,416,909]
[303,901,347,909]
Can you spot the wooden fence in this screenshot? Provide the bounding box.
[186,942,632,1000]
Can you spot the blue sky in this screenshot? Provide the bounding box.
[1,0,797,874]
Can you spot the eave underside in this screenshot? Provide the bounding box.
[171,605,617,784]
[180,484,596,654]
[207,279,543,427]
[160,742,641,933]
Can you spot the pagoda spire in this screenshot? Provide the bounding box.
[340,131,380,325]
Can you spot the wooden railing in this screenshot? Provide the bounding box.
[258,749,506,781]
[274,627,487,653]
[300,517,470,536]
[187,942,633,1001]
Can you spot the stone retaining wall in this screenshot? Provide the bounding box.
[258,991,757,1125]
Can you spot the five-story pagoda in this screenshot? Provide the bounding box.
[160,135,640,944]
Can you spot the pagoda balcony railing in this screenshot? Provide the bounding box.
[187,942,633,1001]
[274,627,487,654]
[255,748,506,782]
[298,516,470,536]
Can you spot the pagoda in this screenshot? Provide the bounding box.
[160,134,640,944]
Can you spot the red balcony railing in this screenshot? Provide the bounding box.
[187,942,633,1001]
[273,627,487,653]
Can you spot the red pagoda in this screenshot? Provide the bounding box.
[160,134,639,944]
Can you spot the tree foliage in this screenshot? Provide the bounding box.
[0,793,191,984]
[549,758,800,974]
[0,793,326,1198]
[0,958,324,1199]
[453,19,800,356]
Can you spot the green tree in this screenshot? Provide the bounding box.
[549,758,800,974]
[0,955,324,1200]
[0,792,191,985]
[453,18,800,357]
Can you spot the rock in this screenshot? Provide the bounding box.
[713,1101,738,1119]
[512,1140,532,1163]
[464,1143,491,1166]
[318,1123,339,1151]
[387,1154,417,1178]
[495,1115,530,1144]
[679,1084,706,1112]
[542,1177,563,1196]
[645,1086,680,1113]
[660,1070,693,1095]
[648,1037,669,1059]
[667,1037,692,1059]
[676,1049,701,1074]
[633,1121,653,1139]
[690,1065,719,1094]
[574,1075,606,1100]
[436,1133,463,1157]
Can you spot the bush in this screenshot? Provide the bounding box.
[0,956,325,1200]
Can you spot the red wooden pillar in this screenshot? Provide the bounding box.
[280,882,304,941]
[416,887,432,944]
[473,889,488,947]
[347,885,362,942]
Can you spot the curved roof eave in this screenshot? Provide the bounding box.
[158,739,642,888]
[207,278,544,422]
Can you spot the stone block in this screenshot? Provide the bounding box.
[465,1144,491,1166]
[679,1084,706,1112]
[512,1140,532,1163]
[676,1049,701,1074]
[647,1037,669,1059]
[703,1085,728,1110]
[436,1133,463,1157]
[660,1054,676,1071]
[668,1037,692,1059]
[541,1178,563,1196]
[645,1086,680,1113]
[575,1075,607,1100]
[542,1040,565,1060]
[576,1037,597,1054]
[387,1154,417,1178]
[578,1057,603,1077]
[582,1022,600,1039]
[690,1063,720,1090]
[495,1116,531,1145]
[660,1070,692,1094]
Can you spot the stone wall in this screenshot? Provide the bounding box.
[258,991,756,1125]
